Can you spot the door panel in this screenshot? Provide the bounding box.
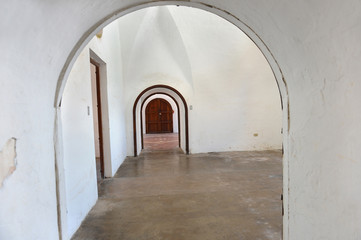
[146,98,173,133]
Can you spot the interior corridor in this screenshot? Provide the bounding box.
[71,150,282,240]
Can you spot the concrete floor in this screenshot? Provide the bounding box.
[72,136,283,240]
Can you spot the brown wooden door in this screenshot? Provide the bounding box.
[146,98,173,133]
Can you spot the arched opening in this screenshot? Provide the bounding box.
[54,3,289,240]
[143,97,178,151]
[133,85,189,156]
[141,93,181,151]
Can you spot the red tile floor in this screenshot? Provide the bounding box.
[143,133,179,151]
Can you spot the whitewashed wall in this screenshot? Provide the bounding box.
[61,48,98,238]
[1,1,361,240]
[60,21,126,238]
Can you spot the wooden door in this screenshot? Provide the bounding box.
[146,98,173,133]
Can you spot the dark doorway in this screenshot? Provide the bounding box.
[145,98,173,134]
[90,60,104,181]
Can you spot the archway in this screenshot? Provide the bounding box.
[133,84,189,156]
[140,93,181,150]
[142,96,179,151]
[53,2,289,239]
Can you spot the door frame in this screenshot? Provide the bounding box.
[90,59,105,178]
[89,50,112,178]
[140,93,181,149]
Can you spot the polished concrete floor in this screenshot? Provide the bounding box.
[73,138,283,240]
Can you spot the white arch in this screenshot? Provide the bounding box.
[53,2,289,239]
[133,86,188,156]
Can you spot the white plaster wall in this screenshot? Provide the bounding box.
[169,6,282,153]
[142,94,179,134]
[87,23,127,176]
[61,49,98,238]
[118,7,193,89]
[119,6,282,154]
[1,1,361,240]
[60,21,127,238]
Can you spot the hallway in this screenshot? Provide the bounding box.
[72,149,282,240]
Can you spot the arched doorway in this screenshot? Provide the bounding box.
[54,2,289,239]
[140,93,181,149]
[142,96,180,151]
[145,98,174,134]
[133,84,189,156]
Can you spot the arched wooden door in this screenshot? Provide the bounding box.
[145,98,173,133]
